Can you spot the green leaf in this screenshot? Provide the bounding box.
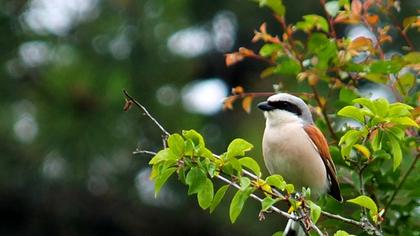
[403,52,420,64]
[387,126,405,140]
[149,149,178,165]
[260,66,276,78]
[154,167,177,196]
[265,175,286,191]
[285,184,295,194]
[339,129,366,158]
[168,133,184,156]
[184,139,195,156]
[229,187,253,223]
[258,0,285,16]
[261,196,279,211]
[308,200,321,223]
[347,195,378,221]
[388,134,402,171]
[186,167,207,195]
[210,185,229,213]
[373,98,389,117]
[346,62,368,72]
[239,157,261,176]
[397,73,415,95]
[200,147,216,160]
[369,60,402,74]
[334,230,354,236]
[307,33,337,70]
[337,106,365,123]
[183,129,205,149]
[364,73,388,84]
[371,130,383,151]
[274,56,302,76]
[272,231,283,236]
[259,43,283,57]
[353,97,377,114]
[372,149,391,160]
[227,138,254,158]
[296,14,329,33]
[207,162,217,177]
[339,88,358,104]
[239,176,252,190]
[178,167,187,184]
[338,0,350,8]
[388,103,413,117]
[325,1,340,16]
[389,117,419,128]
[197,178,214,209]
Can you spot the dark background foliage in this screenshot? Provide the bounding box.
[0,0,418,235]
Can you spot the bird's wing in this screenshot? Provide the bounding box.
[303,124,343,202]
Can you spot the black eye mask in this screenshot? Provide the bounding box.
[267,100,302,116]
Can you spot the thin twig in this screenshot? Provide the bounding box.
[123,90,170,137]
[311,221,324,236]
[383,153,419,217]
[133,149,157,156]
[216,174,299,221]
[388,13,416,51]
[358,164,368,217]
[320,0,337,38]
[321,211,361,227]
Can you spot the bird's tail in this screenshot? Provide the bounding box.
[284,218,306,236]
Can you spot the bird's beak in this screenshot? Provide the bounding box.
[257,101,275,111]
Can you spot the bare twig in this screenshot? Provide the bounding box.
[123,89,170,137]
[133,149,157,156]
[383,153,419,217]
[388,13,416,51]
[322,211,361,227]
[311,221,324,236]
[216,174,298,220]
[320,0,337,38]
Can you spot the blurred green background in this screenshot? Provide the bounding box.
[0,0,418,235]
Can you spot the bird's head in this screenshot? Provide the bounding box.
[257,93,313,125]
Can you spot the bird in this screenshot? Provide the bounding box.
[258,93,342,235]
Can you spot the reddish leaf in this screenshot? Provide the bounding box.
[242,96,254,113]
[351,0,362,16]
[366,14,379,26]
[238,47,256,57]
[348,36,374,54]
[232,86,245,95]
[225,52,244,67]
[223,96,237,110]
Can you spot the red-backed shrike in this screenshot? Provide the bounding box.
[258,93,342,200]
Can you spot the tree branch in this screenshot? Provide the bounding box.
[123,89,170,137]
[321,211,361,227]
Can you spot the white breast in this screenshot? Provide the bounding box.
[262,117,328,197]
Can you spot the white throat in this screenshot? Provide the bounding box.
[264,110,303,127]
